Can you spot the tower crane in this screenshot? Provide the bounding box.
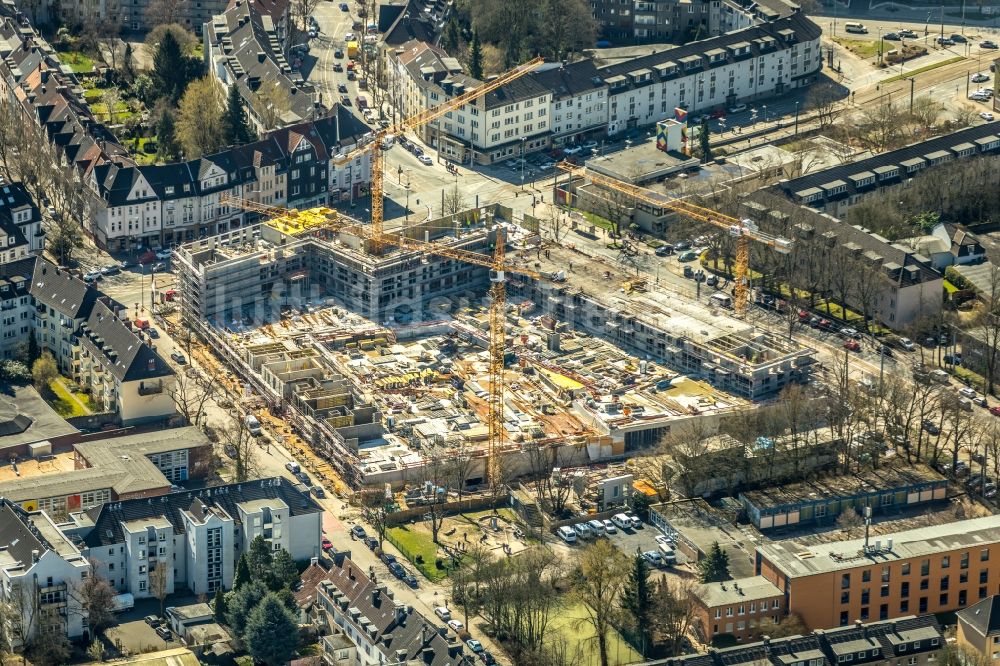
[555,161,792,316]
[332,56,544,249]
[219,202,541,505]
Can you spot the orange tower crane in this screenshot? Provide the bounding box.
[555,161,792,316]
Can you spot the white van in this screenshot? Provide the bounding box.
[556,526,578,543]
[245,414,262,436]
[611,513,632,531]
[710,293,733,309]
[658,543,678,565]
[587,519,606,536]
[845,22,868,33]
[573,522,593,539]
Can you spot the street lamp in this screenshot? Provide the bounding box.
[404,169,411,222]
[520,138,526,192]
[750,108,758,128]
[762,104,768,123]
[793,100,799,135]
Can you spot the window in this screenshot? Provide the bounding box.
[902,563,911,576]
[982,549,990,562]
[842,574,851,589]
[881,584,890,598]
[901,582,910,598]
[940,576,949,591]
[919,597,928,613]
[841,592,850,604]
[942,556,950,569]
[921,560,930,576]
[939,593,948,605]
[139,580,147,591]
[862,570,871,583]
[920,579,929,590]
[900,600,909,613]
[861,590,870,604]
[961,553,969,569]
[982,570,989,584]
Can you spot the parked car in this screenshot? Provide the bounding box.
[960,387,979,400]
[151,262,166,273]
[224,443,237,458]
[364,535,378,549]
[381,552,397,566]
[563,145,583,155]
[972,72,991,83]
[706,274,719,287]
[467,639,485,654]
[322,537,333,551]
[388,562,406,578]
[351,525,367,540]
[982,112,995,121]
[587,519,605,535]
[447,619,464,632]
[602,519,617,534]
[334,49,344,58]
[843,339,861,352]
[937,37,955,46]
[83,270,102,282]
[727,103,748,113]
[337,83,348,93]
[654,244,673,257]
[339,1,348,9]
[678,250,697,262]
[144,615,161,627]
[155,248,173,260]
[573,522,593,539]
[922,419,941,435]
[883,32,900,40]
[100,264,120,276]
[642,550,664,568]
[899,29,918,38]
[674,240,692,251]
[170,351,187,364]
[626,512,642,529]
[683,265,694,278]
[480,650,497,665]
[333,62,343,72]
[296,471,311,485]
[556,525,577,543]
[155,625,172,640]
[611,513,632,531]
[434,606,451,621]
[404,574,419,588]
[951,34,967,43]
[929,369,951,384]
[981,40,998,49]
[944,353,963,365]
[418,154,433,166]
[899,337,916,351]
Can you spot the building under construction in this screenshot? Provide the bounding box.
[173,202,817,487]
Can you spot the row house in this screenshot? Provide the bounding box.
[89,111,373,251]
[778,124,1000,220]
[0,258,33,359]
[205,0,319,134]
[389,12,821,163]
[68,477,322,597]
[0,181,43,264]
[640,615,945,666]
[601,12,822,135]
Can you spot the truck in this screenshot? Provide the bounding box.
[111,593,134,613]
[346,41,359,59]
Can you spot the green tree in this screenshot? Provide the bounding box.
[176,76,225,158]
[157,109,180,161]
[152,29,187,102]
[442,18,461,52]
[246,535,274,581]
[244,593,299,665]
[621,551,653,656]
[27,332,39,365]
[213,587,228,623]
[225,579,268,637]
[31,351,57,392]
[469,28,483,80]
[699,116,712,163]
[269,549,299,591]
[223,84,254,146]
[87,638,104,662]
[233,554,251,591]
[698,541,730,583]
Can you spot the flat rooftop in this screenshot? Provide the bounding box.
[653,499,759,578]
[0,384,78,451]
[697,575,783,607]
[741,464,943,510]
[0,450,76,482]
[585,141,699,184]
[758,515,1000,578]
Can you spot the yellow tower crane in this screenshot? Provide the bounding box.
[555,161,793,316]
[220,206,540,504]
[330,56,544,249]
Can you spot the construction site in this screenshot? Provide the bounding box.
[171,194,817,489]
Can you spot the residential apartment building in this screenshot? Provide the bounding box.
[29,258,176,424]
[533,60,608,148]
[777,124,1000,220]
[0,427,213,521]
[0,258,33,360]
[601,12,822,135]
[392,41,553,164]
[957,596,1000,663]
[205,0,320,134]
[89,111,372,251]
[71,477,323,597]
[299,553,465,666]
[639,615,945,666]
[0,182,43,265]
[693,575,785,643]
[741,190,943,330]
[756,515,1000,631]
[0,499,91,645]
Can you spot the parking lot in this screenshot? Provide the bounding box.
[557,516,691,570]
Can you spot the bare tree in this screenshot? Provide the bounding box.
[442,184,466,217]
[572,540,630,666]
[805,83,842,129]
[418,454,450,544]
[854,102,906,153]
[149,563,169,616]
[650,576,697,657]
[968,266,1000,395]
[70,567,117,635]
[254,80,292,132]
[291,0,321,34]
[525,442,579,516]
[359,488,395,549]
[223,411,260,483]
[168,366,218,426]
[145,0,190,27]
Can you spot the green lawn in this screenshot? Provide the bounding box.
[883,56,965,83]
[386,525,455,582]
[90,102,136,123]
[60,51,96,74]
[549,603,642,666]
[47,378,94,417]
